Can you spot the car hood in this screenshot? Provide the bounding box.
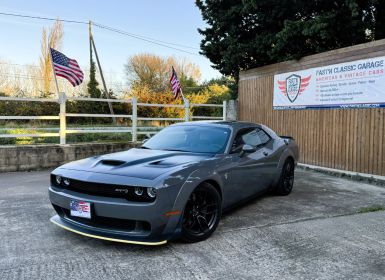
[58,148,213,180]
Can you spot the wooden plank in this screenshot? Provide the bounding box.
[353,109,359,172]
[339,110,345,170]
[369,109,375,174]
[374,109,381,175]
[346,110,352,171]
[335,110,341,169]
[313,110,318,165]
[359,110,365,173]
[340,109,346,170]
[364,110,369,174]
[379,109,385,175]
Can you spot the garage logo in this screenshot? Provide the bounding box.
[277,74,311,102]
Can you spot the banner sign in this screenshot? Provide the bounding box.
[273,56,385,110]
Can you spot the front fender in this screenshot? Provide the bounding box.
[161,167,224,239]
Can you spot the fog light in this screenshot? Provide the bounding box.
[147,187,157,198]
[63,178,70,186]
[55,175,62,185]
[134,187,144,196]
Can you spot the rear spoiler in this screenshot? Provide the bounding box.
[280,135,295,140]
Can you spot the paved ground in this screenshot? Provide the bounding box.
[0,169,385,280]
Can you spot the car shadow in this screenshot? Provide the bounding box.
[221,190,275,218]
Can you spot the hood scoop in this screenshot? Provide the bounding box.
[100,159,126,166]
[148,160,175,167]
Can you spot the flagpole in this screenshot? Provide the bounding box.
[50,48,66,145]
[180,88,189,122]
[180,88,186,103]
[50,49,60,97]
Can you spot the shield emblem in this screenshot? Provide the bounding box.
[285,74,301,103]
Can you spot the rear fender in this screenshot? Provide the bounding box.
[272,147,297,186]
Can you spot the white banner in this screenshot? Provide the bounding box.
[273,56,385,109]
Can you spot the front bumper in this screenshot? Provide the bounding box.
[50,215,167,245]
[49,185,182,245]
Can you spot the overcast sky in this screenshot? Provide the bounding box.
[0,0,221,89]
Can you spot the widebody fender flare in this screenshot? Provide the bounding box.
[161,167,224,238]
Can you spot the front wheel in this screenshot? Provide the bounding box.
[181,182,222,243]
[274,158,295,196]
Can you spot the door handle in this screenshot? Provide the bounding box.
[263,151,268,156]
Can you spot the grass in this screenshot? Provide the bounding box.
[358,205,385,213]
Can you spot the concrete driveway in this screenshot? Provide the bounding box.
[0,169,385,280]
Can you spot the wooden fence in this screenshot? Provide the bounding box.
[238,39,385,176]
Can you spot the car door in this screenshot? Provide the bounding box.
[221,127,274,207]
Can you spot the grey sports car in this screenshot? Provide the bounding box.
[49,121,299,245]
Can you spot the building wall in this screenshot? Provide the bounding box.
[238,39,385,176]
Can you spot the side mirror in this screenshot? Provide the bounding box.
[142,138,149,144]
[240,144,256,156]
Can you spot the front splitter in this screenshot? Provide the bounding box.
[50,215,167,246]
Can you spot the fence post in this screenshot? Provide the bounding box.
[132,97,137,143]
[184,99,190,122]
[59,92,67,145]
[223,100,227,121]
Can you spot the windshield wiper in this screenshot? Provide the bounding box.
[163,148,190,152]
[140,146,151,150]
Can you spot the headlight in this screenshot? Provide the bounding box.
[55,175,62,185]
[147,187,157,198]
[63,178,70,186]
[134,187,144,196]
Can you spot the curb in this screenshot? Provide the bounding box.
[298,163,385,186]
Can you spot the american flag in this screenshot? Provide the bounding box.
[169,66,182,99]
[50,48,84,87]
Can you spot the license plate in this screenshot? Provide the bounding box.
[70,200,91,219]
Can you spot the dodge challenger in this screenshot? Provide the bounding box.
[49,121,299,245]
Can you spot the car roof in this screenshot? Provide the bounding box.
[172,121,261,130]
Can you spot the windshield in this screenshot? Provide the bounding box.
[143,125,231,154]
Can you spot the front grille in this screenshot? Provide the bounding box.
[53,204,151,233]
[50,175,155,202]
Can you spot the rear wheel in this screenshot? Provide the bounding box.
[275,158,295,195]
[181,183,222,243]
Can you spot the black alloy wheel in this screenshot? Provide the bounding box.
[181,182,222,243]
[275,158,295,196]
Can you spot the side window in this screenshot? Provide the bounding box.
[259,129,271,144]
[231,128,270,153]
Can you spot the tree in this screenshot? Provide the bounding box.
[124,54,201,93]
[196,0,385,92]
[39,20,63,97]
[202,76,237,98]
[87,52,102,98]
[369,0,385,40]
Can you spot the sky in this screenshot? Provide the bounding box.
[0,0,221,91]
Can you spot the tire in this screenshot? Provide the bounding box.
[181,182,222,243]
[274,158,295,196]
